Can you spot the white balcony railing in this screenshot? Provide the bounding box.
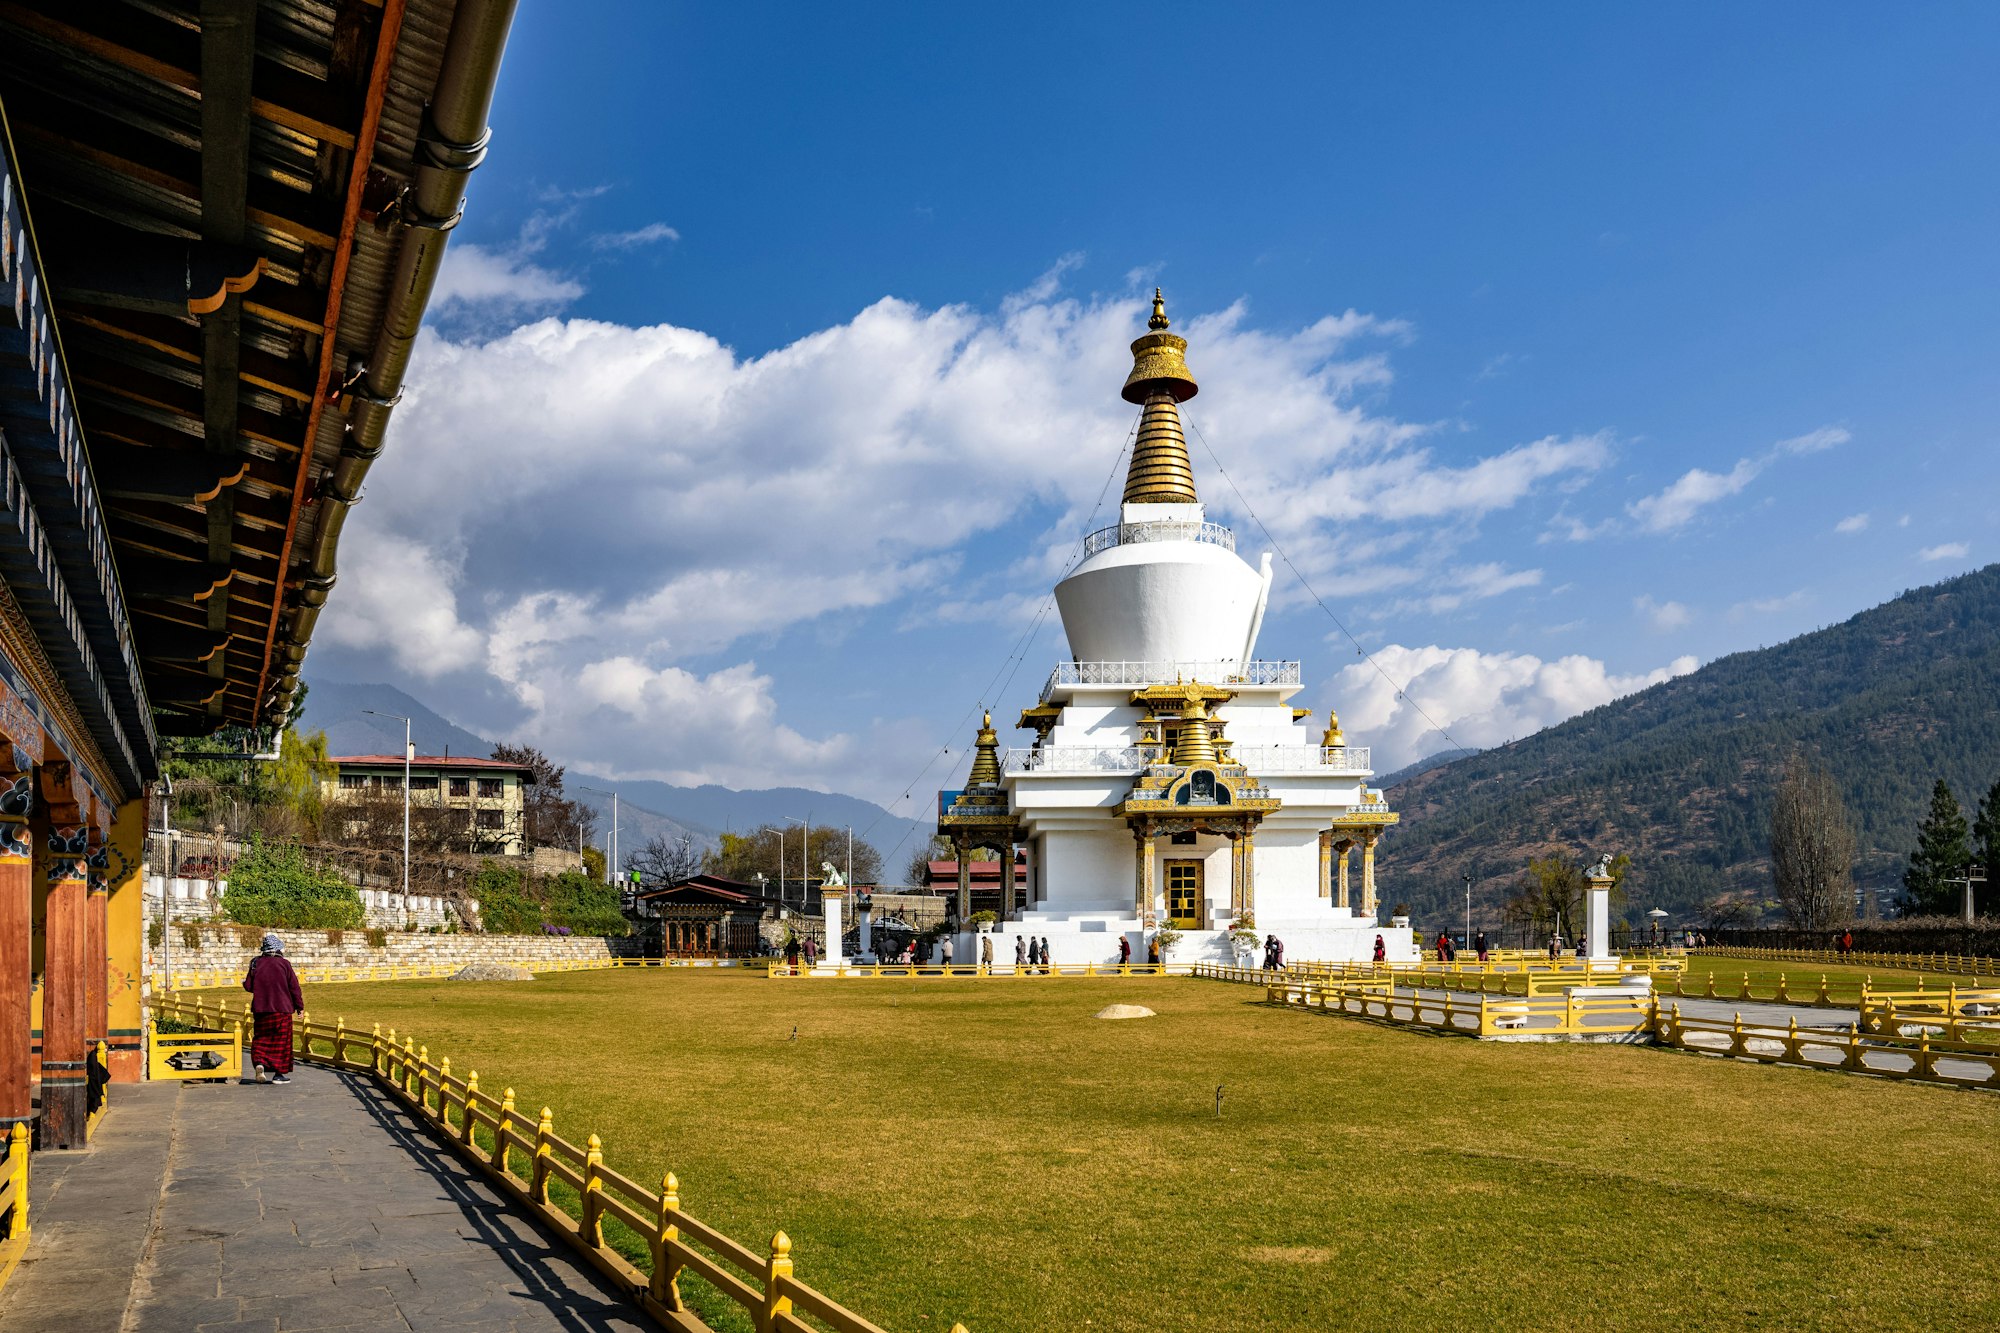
[1003,746,1144,774]
[1003,744,1371,777]
[1080,519,1237,558]
[1041,660,1301,699]
[1229,744,1372,774]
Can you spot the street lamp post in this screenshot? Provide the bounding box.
[362,710,412,906]
[784,815,807,909]
[1462,872,1472,947]
[578,785,621,885]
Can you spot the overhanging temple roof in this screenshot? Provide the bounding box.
[0,0,516,790]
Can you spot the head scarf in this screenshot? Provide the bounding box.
[260,933,284,955]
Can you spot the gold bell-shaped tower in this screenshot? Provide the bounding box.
[1120,290,1201,505]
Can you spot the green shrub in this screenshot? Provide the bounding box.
[468,862,630,937]
[472,861,541,934]
[219,835,364,929]
[148,920,164,949]
[544,870,628,936]
[365,927,387,948]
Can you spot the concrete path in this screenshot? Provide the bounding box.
[1,1065,650,1332]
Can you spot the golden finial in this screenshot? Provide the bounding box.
[963,711,1003,790]
[1149,287,1170,330]
[1321,710,1346,749]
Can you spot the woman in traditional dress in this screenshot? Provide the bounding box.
[243,933,304,1085]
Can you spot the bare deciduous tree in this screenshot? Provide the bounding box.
[627,832,705,887]
[1769,754,1856,929]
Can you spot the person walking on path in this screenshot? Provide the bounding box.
[1038,936,1051,972]
[1475,930,1489,963]
[941,935,954,967]
[243,933,303,1085]
[804,935,818,967]
[1841,929,1855,957]
[1118,935,1131,967]
[981,934,993,968]
[1372,934,1386,963]
[1271,936,1285,971]
[1015,935,1027,969]
[1263,934,1277,971]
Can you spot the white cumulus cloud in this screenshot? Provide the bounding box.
[1919,542,1970,562]
[1333,645,1700,772]
[1835,513,1869,534]
[316,275,1618,796]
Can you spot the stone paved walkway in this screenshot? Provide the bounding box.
[2,1064,651,1332]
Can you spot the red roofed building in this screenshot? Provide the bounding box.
[923,856,1028,917]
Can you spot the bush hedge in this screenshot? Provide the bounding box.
[220,836,364,929]
[471,860,627,936]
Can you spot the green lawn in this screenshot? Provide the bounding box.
[201,970,2000,1332]
[1679,953,1999,1001]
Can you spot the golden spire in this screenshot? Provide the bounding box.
[965,710,1002,789]
[1120,290,1201,505]
[1321,710,1346,749]
[1170,695,1219,767]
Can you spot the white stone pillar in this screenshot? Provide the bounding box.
[857,899,873,960]
[821,888,847,968]
[1585,873,1613,961]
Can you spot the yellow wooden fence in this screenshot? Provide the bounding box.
[764,960,1180,980]
[1697,946,2000,979]
[153,993,962,1333]
[0,1122,28,1292]
[1654,1003,2000,1090]
[1262,976,1656,1039]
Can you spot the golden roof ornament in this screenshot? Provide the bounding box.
[1170,695,1219,767]
[964,710,1002,789]
[1121,289,1201,505]
[1321,711,1346,749]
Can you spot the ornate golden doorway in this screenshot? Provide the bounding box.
[1166,860,1204,928]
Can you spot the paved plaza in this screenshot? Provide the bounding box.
[0,1065,647,1332]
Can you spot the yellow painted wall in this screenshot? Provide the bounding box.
[106,797,145,1081]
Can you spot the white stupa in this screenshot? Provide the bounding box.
[937,292,1413,966]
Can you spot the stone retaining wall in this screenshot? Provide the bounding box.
[150,928,640,977]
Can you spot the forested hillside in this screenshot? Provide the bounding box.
[1382,565,2000,923]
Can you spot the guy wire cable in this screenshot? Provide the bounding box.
[859,407,1144,864]
[1180,408,1467,755]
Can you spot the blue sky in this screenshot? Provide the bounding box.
[307,3,2000,836]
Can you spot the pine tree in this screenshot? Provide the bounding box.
[1973,779,2000,918]
[1903,778,1971,915]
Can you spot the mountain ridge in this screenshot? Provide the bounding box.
[1381,564,2000,926]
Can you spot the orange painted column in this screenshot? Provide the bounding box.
[87,871,108,1060]
[41,830,90,1147]
[0,809,30,1137]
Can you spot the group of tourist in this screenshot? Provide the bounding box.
[1260,934,1287,970]
[1009,935,1055,970]
[1833,929,1856,956]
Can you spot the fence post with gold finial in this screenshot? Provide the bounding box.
[653,1172,685,1311]
[499,1089,517,1177]
[532,1107,554,1206]
[763,1231,794,1332]
[582,1134,605,1248]
[3,1122,27,1239]
[463,1072,480,1148]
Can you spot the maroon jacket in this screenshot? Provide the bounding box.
[243,954,304,1014]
